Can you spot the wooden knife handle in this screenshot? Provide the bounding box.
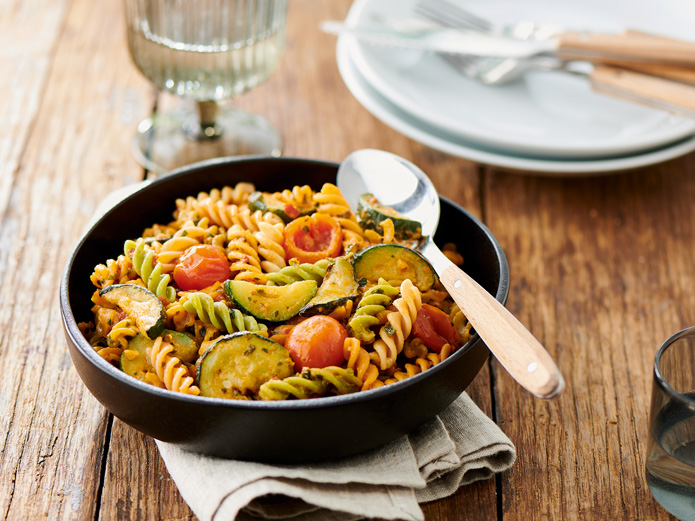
[592,30,695,84]
[589,65,695,117]
[556,32,695,66]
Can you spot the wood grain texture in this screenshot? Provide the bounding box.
[4,0,695,518]
[485,155,695,520]
[0,0,69,218]
[0,0,150,517]
[0,0,71,510]
[99,420,196,521]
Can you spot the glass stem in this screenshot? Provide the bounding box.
[195,101,223,139]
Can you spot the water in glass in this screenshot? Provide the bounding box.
[123,0,288,172]
[646,395,695,520]
[646,327,695,521]
[126,0,287,101]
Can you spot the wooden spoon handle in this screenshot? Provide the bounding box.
[438,262,564,399]
[555,32,695,66]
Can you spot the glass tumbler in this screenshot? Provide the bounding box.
[124,0,288,174]
[646,327,695,520]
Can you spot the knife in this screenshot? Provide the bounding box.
[321,21,695,66]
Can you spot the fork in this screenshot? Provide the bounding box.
[413,0,695,86]
[414,0,563,38]
[411,0,695,117]
[413,0,565,84]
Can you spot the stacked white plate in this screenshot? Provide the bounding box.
[336,0,695,175]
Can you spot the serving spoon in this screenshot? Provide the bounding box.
[337,149,564,399]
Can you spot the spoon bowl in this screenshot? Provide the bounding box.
[337,149,564,399]
[337,149,441,236]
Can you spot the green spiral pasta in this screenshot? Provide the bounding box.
[229,309,268,334]
[124,238,176,302]
[265,258,332,286]
[182,292,268,334]
[258,366,362,400]
[348,278,399,342]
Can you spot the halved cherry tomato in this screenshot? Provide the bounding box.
[283,213,342,263]
[412,304,461,353]
[173,244,229,291]
[285,315,347,370]
[284,204,301,220]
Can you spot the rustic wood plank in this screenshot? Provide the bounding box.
[0,0,151,517]
[0,0,69,218]
[0,0,75,515]
[485,153,695,519]
[11,0,695,516]
[99,419,196,521]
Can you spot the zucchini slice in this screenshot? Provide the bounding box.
[248,191,316,223]
[120,334,155,381]
[300,256,360,315]
[224,279,317,322]
[99,284,167,339]
[357,193,422,241]
[353,244,436,292]
[121,329,197,381]
[197,332,294,399]
[161,329,198,364]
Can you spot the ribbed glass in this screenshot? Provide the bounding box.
[125,0,288,101]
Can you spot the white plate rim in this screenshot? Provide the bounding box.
[344,0,695,159]
[337,37,695,175]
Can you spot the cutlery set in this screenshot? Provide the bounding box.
[322,1,695,117]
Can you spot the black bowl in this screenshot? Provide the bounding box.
[60,156,509,463]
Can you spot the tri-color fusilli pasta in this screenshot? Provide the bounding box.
[80,181,471,400]
[258,366,361,400]
[124,238,176,301]
[348,278,399,343]
[181,292,268,335]
[148,337,200,395]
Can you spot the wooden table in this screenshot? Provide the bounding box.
[2,0,693,519]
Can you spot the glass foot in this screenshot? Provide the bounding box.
[132,103,282,174]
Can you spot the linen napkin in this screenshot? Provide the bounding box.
[156,392,516,521]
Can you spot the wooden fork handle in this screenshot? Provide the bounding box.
[589,65,695,118]
[592,61,695,84]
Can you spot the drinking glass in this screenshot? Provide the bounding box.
[124,0,288,174]
[646,327,695,521]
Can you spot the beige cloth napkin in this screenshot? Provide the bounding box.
[156,392,516,521]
